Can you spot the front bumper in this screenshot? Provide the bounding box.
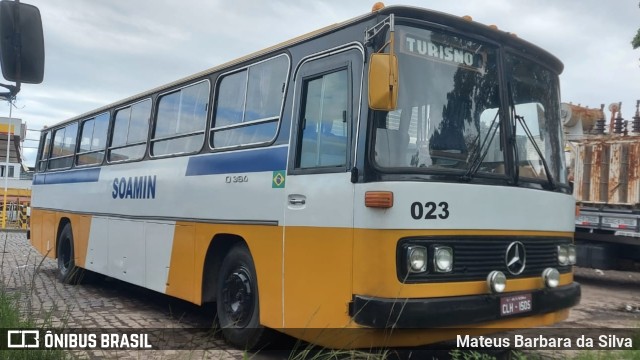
[350,282,580,328]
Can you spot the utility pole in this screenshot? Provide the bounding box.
[2,100,12,229]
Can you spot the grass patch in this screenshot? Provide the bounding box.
[0,233,66,360]
[0,285,66,360]
[572,351,640,360]
[572,329,640,360]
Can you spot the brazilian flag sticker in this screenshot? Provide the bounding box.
[272,170,286,188]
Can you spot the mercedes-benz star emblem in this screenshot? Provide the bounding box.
[505,241,526,275]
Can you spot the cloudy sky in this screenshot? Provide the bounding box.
[9,0,640,166]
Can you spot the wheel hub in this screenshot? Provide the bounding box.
[222,267,253,327]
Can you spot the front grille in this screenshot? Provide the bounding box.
[397,236,572,283]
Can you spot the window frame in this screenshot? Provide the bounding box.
[107,98,153,164]
[150,79,211,159]
[47,122,79,171]
[0,165,13,178]
[75,111,110,168]
[209,53,291,151]
[36,130,51,173]
[287,46,364,176]
[294,66,351,170]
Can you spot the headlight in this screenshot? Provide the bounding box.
[434,246,453,273]
[557,245,569,266]
[542,268,560,288]
[407,246,427,273]
[487,271,506,293]
[568,245,577,265]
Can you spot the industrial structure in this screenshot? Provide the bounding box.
[563,100,640,270]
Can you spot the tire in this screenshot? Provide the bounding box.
[57,223,82,284]
[216,243,270,350]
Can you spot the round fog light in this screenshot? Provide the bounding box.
[487,270,507,293]
[542,268,560,288]
[434,246,453,273]
[407,246,427,273]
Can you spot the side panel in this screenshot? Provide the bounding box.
[608,143,623,203]
[30,151,287,322]
[85,216,109,274]
[574,138,640,206]
[65,213,91,268]
[29,208,43,254]
[145,221,176,294]
[165,223,195,302]
[107,218,146,287]
[42,210,57,258]
[629,142,640,205]
[589,142,606,203]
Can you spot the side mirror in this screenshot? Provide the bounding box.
[368,53,398,111]
[0,0,44,84]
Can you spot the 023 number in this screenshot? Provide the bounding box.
[410,201,450,220]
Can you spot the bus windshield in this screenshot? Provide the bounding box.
[507,52,567,185]
[373,26,504,176]
[372,25,566,186]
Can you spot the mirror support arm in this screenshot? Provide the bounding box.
[0,82,19,100]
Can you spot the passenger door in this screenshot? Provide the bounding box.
[282,47,363,327]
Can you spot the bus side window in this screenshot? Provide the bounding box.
[296,69,349,169]
[211,54,288,149]
[48,122,78,170]
[108,99,152,162]
[152,80,210,157]
[76,112,109,166]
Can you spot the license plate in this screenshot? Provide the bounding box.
[602,217,637,229]
[576,215,598,226]
[500,293,532,316]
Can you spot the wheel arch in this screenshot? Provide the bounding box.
[201,233,249,304]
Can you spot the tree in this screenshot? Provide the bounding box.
[635,2,640,49]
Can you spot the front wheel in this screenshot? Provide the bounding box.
[57,223,81,284]
[216,243,270,349]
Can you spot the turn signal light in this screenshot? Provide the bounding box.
[365,191,393,208]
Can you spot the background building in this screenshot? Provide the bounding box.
[0,116,31,228]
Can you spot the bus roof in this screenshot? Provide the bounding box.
[46,4,563,129]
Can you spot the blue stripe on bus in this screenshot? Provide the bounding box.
[33,167,101,185]
[185,146,288,176]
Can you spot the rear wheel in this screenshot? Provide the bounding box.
[57,223,81,284]
[216,243,270,349]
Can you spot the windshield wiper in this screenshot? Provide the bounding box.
[508,82,556,190]
[459,110,501,182]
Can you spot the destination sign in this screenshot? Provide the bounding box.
[401,32,486,72]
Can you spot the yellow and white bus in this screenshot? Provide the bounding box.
[30,4,579,349]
